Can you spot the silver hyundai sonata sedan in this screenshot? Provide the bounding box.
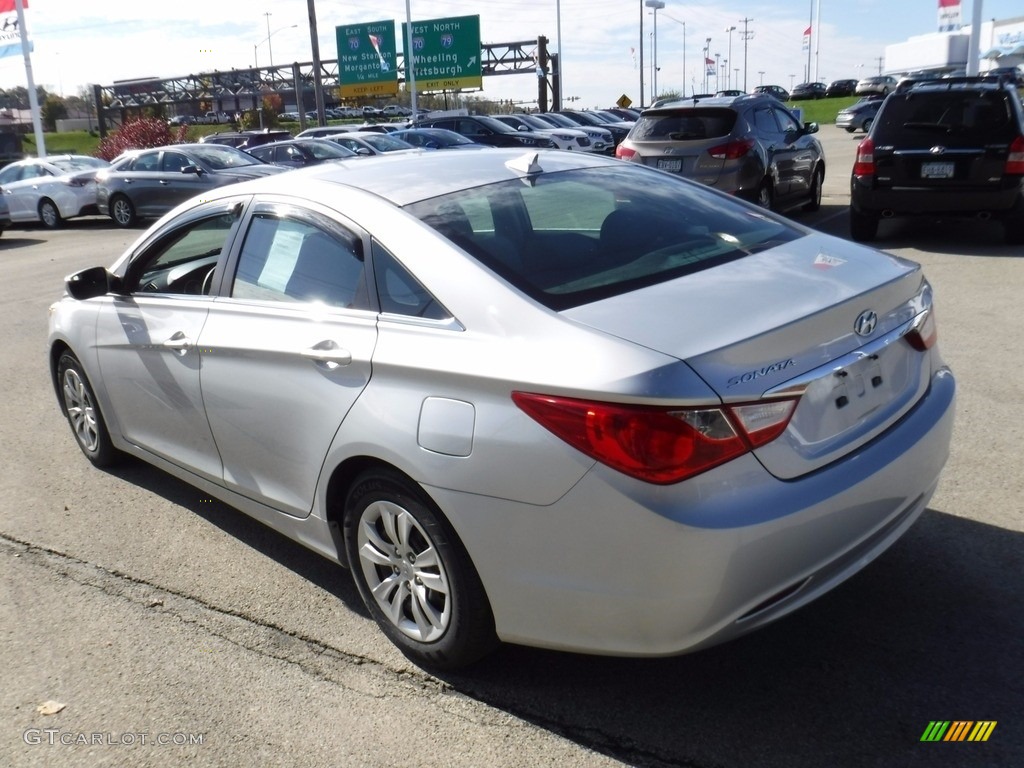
[48,149,955,669]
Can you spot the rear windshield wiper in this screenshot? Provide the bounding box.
[900,121,955,132]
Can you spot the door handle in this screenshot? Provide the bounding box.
[301,342,352,368]
[162,331,193,356]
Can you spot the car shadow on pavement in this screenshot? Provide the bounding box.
[0,233,47,249]
[859,217,1022,256]
[435,509,1022,768]
[98,457,1021,767]
[101,457,370,618]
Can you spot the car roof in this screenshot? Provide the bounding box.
[195,148,619,208]
[642,93,768,110]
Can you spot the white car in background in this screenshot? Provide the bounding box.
[528,111,614,154]
[492,113,599,152]
[0,155,109,228]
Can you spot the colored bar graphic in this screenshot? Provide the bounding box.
[968,722,997,742]
[920,720,996,742]
[921,721,950,741]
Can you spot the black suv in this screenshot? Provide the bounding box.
[850,76,1024,243]
[416,115,555,149]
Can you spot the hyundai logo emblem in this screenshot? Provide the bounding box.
[854,310,878,337]
[929,145,946,155]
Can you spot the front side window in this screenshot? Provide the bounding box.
[129,211,238,295]
[231,212,368,310]
[131,153,160,172]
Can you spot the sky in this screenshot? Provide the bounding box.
[1,0,1021,108]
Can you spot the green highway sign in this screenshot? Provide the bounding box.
[402,14,482,92]
[337,20,399,98]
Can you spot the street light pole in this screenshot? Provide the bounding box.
[724,26,736,90]
[254,23,297,127]
[662,13,685,97]
[703,38,711,93]
[264,11,274,67]
[645,1,665,102]
[639,1,645,108]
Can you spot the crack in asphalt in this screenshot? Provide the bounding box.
[2,531,715,767]
[0,532,454,701]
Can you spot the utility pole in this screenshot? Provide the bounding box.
[739,18,754,92]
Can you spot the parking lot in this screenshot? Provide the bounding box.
[1,127,1021,767]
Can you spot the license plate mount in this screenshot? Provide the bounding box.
[657,158,682,172]
[921,161,954,179]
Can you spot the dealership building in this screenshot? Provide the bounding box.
[884,13,1024,76]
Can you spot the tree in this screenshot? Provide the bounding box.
[40,94,68,131]
[95,117,187,161]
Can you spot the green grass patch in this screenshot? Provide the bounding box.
[785,96,860,125]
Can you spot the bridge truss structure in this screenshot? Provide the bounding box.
[91,37,560,137]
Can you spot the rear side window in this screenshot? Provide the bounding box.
[630,109,737,141]
[874,91,1016,145]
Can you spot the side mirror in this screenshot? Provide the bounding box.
[181,164,202,175]
[65,266,112,300]
[804,122,819,134]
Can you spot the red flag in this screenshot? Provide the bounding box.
[705,57,715,66]
[0,0,29,13]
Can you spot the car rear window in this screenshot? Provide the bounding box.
[405,165,801,311]
[873,90,1017,145]
[630,109,738,141]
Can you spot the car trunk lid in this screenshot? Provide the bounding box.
[562,234,935,479]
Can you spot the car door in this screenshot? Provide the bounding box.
[0,163,31,220]
[113,150,165,216]
[94,200,244,480]
[197,201,377,517]
[154,149,214,212]
[772,105,816,199]
[750,106,795,198]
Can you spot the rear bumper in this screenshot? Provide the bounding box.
[431,367,956,657]
[852,176,1024,217]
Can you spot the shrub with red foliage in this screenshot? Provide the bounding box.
[95,117,189,161]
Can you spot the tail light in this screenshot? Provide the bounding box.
[512,392,799,485]
[905,307,938,351]
[707,138,755,160]
[615,144,637,160]
[853,137,876,177]
[1006,136,1024,175]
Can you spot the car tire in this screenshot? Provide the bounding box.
[110,195,137,228]
[56,352,120,468]
[844,127,856,133]
[39,198,63,229]
[849,207,879,242]
[862,118,873,133]
[343,467,497,670]
[754,180,774,211]
[803,167,824,212]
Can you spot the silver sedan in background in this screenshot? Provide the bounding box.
[0,154,109,228]
[48,149,955,670]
